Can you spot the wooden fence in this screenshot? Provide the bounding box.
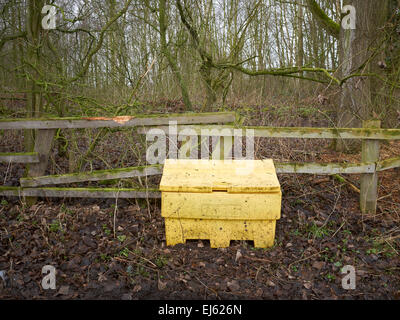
[0,112,235,201]
[1,112,400,214]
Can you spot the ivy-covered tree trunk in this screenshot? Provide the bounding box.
[336,0,389,151]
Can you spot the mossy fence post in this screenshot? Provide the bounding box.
[360,120,381,214]
[25,129,56,205]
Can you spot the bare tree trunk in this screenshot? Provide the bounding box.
[25,0,44,153]
[296,0,304,95]
[159,0,193,110]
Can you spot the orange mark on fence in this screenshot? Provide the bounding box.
[82,116,133,124]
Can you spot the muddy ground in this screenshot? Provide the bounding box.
[0,168,399,300]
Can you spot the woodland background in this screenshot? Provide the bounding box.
[1,0,400,130]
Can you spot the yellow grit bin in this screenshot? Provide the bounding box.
[160,159,282,248]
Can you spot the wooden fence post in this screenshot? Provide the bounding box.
[25,129,56,205]
[360,120,381,214]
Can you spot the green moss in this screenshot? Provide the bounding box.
[0,186,20,196]
[382,129,400,138]
[0,152,38,156]
[377,157,400,171]
[277,161,375,174]
[37,187,160,192]
[238,125,400,140]
[307,0,340,38]
[98,179,119,185]
[0,186,160,197]
[333,174,346,183]
[168,124,400,141]
[20,164,162,182]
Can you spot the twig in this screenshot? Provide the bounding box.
[287,250,325,270]
[377,193,392,201]
[3,160,11,185]
[113,256,157,271]
[384,239,399,255]
[374,234,400,244]
[193,274,220,299]
[127,57,156,105]
[243,255,272,263]
[113,183,121,239]
[329,221,346,240]
[127,249,158,268]
[333,174,360,193]
[317,186,341,235]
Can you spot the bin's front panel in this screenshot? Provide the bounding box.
[164,218,276,248]
[162,191,281,220]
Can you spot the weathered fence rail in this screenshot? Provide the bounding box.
[1,112,400,214]
[19,164,163,187]
[376,157,400,172]
[12,158,400,188]
[0,186,161,199]
[0,152,39,163]
[0,112,236,129]
[138,124,400,140]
